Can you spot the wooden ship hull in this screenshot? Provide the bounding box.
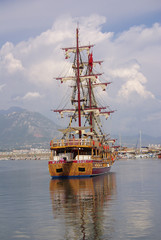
[48,160,111,178]
[48,161,111,178]
[48,139,117,178]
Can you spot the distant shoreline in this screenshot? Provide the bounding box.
[0,151,50,161]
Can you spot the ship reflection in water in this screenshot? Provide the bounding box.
[49,173,116,239]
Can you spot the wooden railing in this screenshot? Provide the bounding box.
[50,138,93,147]
[50,138,115,154]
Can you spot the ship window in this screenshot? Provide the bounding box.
[78,167,85,172]
[56,168,63,173]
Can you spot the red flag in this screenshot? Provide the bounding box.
[88,53,93,72]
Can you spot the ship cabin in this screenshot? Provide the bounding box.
[50,137,112,163]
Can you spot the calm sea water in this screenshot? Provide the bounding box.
[0,158,161,240]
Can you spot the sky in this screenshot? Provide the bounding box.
[0,0,161,138]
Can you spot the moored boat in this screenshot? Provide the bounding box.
[48,28,118,178]
[158,152,161,159]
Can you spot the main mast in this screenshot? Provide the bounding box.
[76,28,81,138]
[88,52,93,133]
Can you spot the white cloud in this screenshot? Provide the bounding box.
[23,92,43,100]
[0,42,14,55]
[118,80,154,99]
[0,15,160,136]
[1,53,24,74]
[14,92,43,101]
[0,84,6,91]
[109,63,155,99]
[115,23,161,47]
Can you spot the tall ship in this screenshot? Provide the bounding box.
[48,28,118,178]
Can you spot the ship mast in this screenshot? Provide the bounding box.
[53,28,115,141]
[76,28,81,138]
[88,52,93,133]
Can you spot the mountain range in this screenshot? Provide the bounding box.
[0,107,160,150]
[0,107,59,150]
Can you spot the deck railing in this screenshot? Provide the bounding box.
[50,138,115,153]
[50,138,93,147]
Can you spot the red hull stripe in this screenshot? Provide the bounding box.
[92,167,111,175]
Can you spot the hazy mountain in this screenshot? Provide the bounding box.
[0,107,59,150]
[0,106,24,115]
[114,134,161,148]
